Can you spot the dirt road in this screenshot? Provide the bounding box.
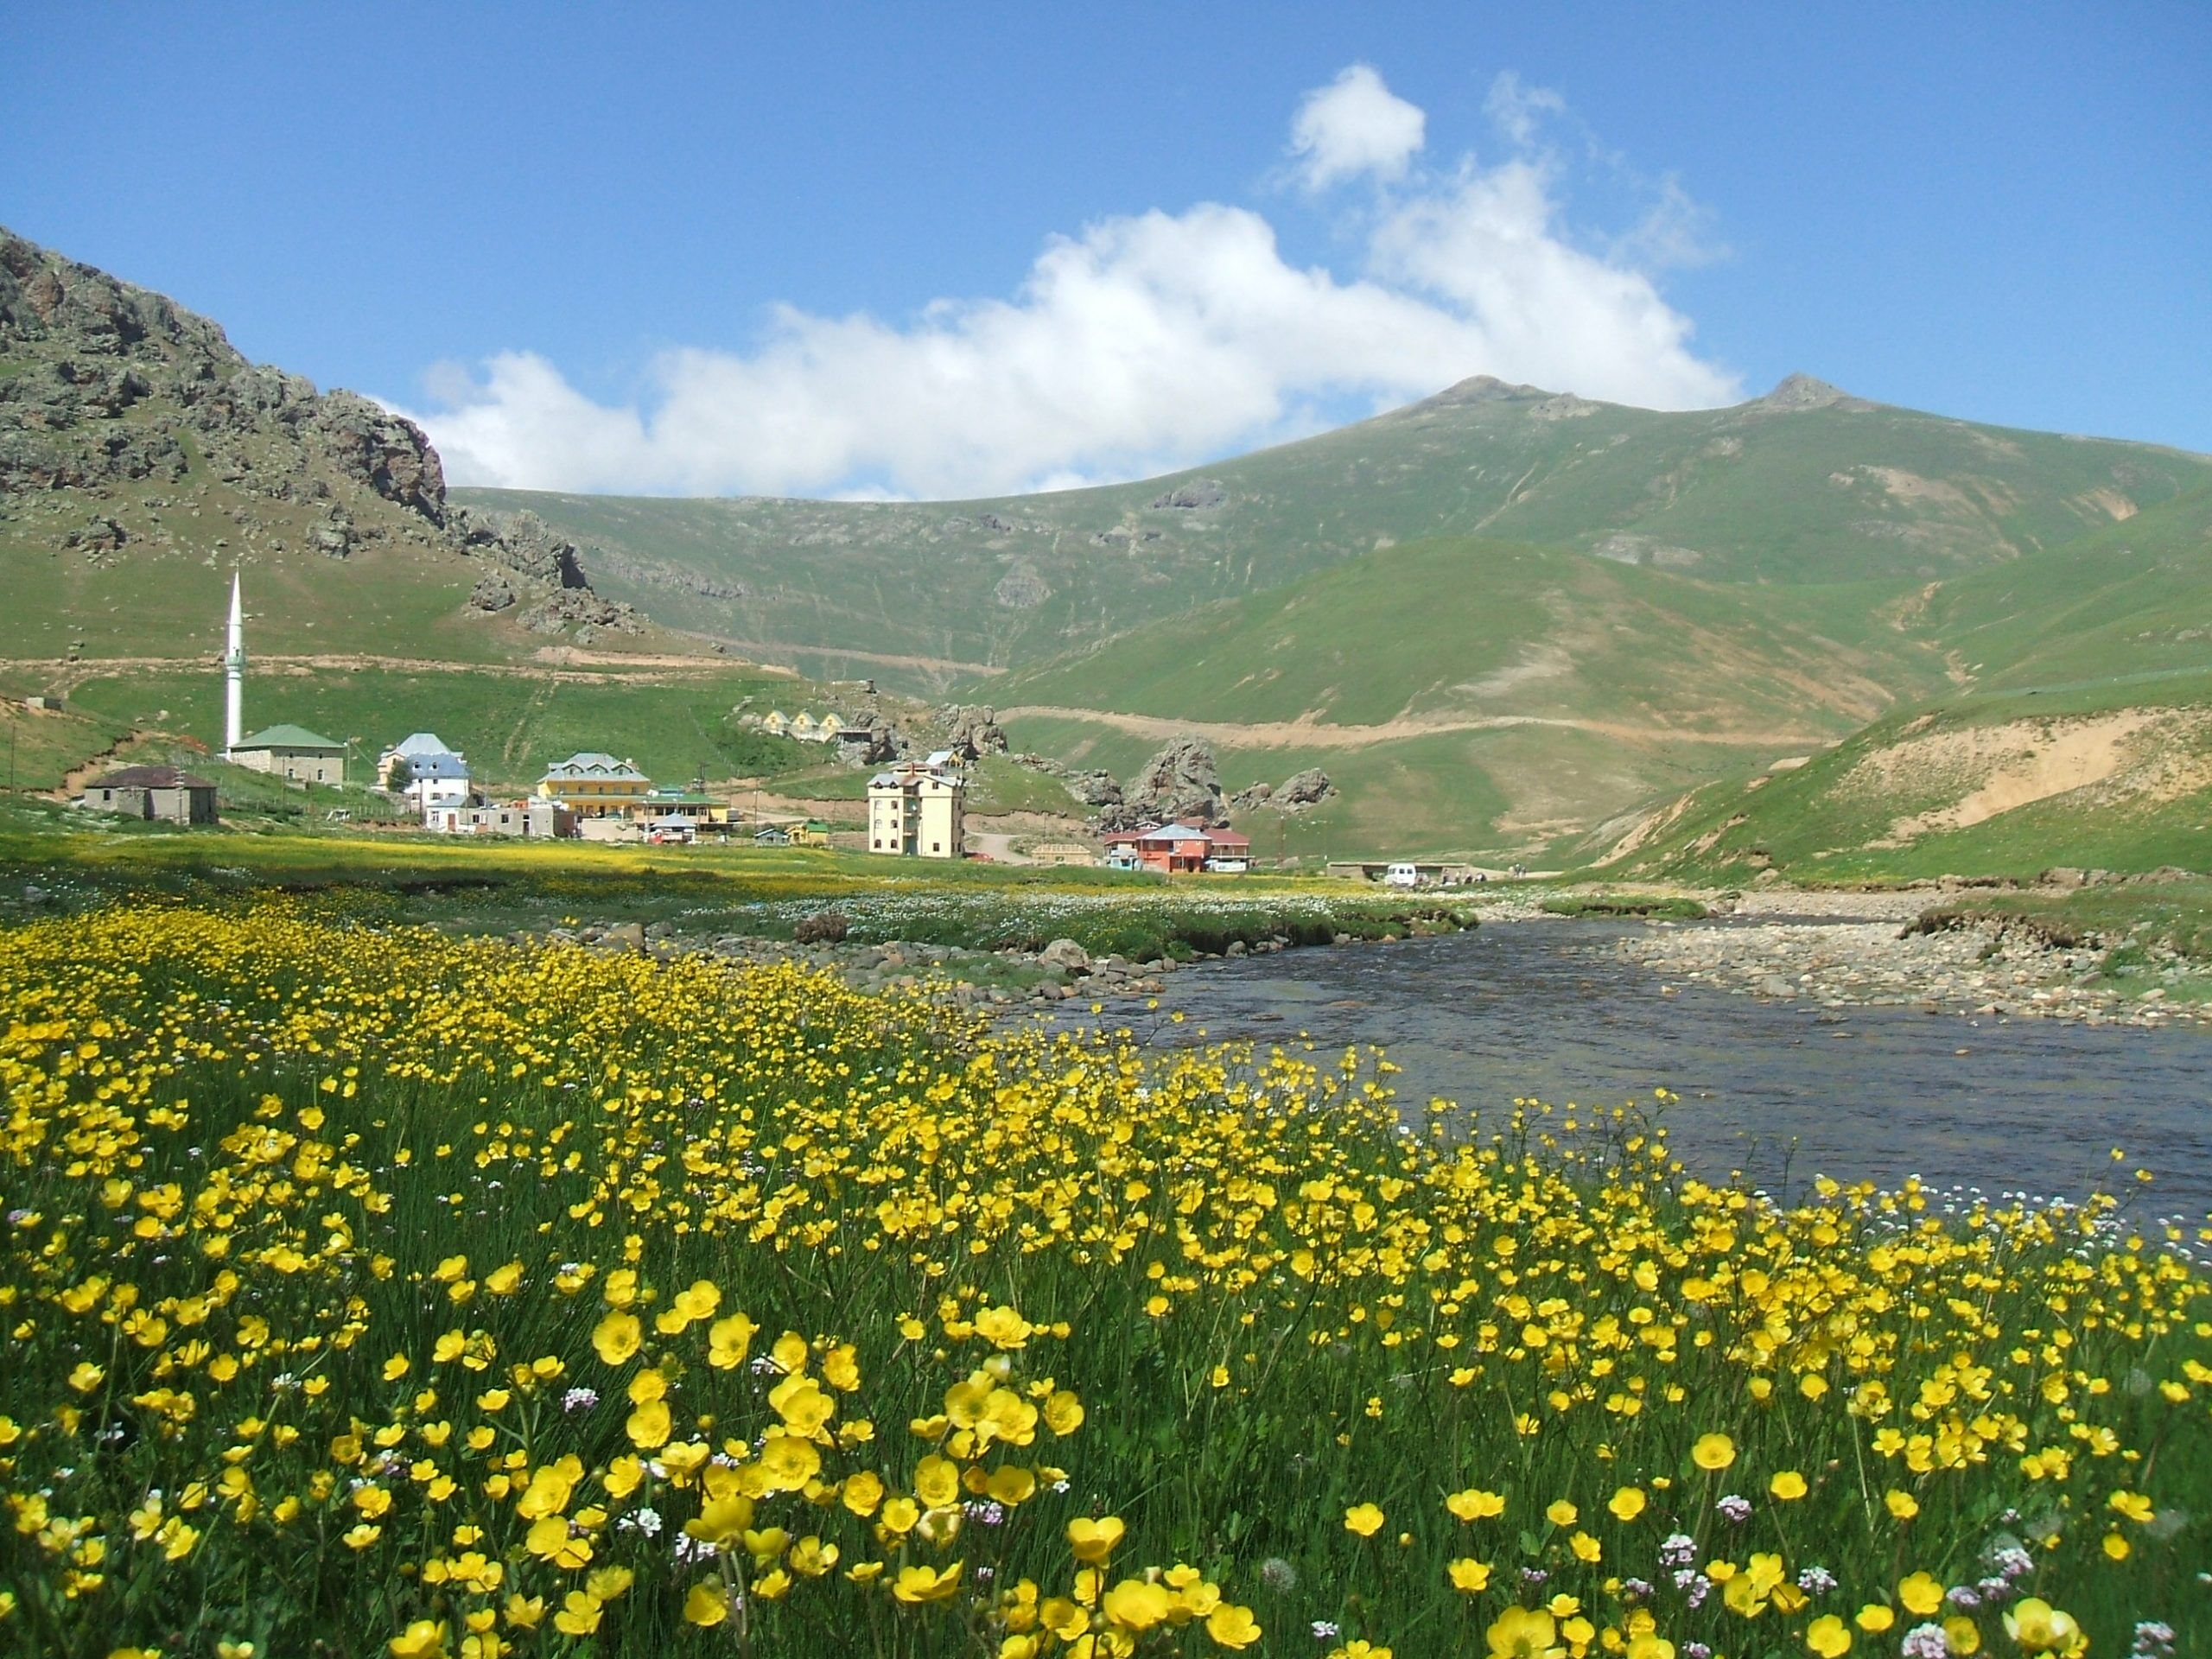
[995,704,1827,751]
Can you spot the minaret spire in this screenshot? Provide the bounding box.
[223,572,245,754]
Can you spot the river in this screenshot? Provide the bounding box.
[1114,918,2212,1224]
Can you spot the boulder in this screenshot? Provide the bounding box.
[1275,767,1336,810]
[1038,938,1091,973]
[468,572,518,613]
[1149,479,1226,510]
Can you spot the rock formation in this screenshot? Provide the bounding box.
[938,705,1009,759]
[1274,767,1336,810]
[1100,736,1224,829]
[0,226,626,635]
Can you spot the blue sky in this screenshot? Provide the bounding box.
[3,3,2207,496]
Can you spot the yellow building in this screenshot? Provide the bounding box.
[536,752,652,817]
[867,753,966,859]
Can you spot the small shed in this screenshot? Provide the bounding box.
[78,764,219,824]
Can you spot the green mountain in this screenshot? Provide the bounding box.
[10,226,2212,871]
[0,228,843,795]
[461,373,2212,690]
[0,226,670,665]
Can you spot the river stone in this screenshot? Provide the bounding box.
[1039,938,1091,972]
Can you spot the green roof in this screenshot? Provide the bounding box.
[234,723,344,751]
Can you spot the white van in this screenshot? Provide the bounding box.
[1383,861,1420,887]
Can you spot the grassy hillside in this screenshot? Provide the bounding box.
[993,534,1931,732]
[1604,672,2212,883]
[462,377,2212,687]
[1908,486,2212,691]
[29,661,819,793]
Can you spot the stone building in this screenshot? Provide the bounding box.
[76,764,219,824]
[229,724,346,785]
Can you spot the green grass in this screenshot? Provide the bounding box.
[967,755,1080,816]
[48,664,816,794]
[0,807,1477,960]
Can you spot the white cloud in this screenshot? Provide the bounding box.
[404,67,1738,499]
[1287,63,1427,190]
[1484,70,1567,148]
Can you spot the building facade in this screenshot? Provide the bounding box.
[1102,822,1250,874]
[77,764,219,824]
[378,733,472,810]
[229,724,346,785]
[867,754,967,858]
[536,753,652,817]
[426,802,575,838]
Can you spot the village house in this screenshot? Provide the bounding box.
[376,732,472,812]
[229,723,346,785]
[756,709,845,744]
[790,818,833,847]
[867,752,966,859]
[425,801,575,838]
[1103,822,1251,874]
[75,763,219,825]
[536,753,652,818]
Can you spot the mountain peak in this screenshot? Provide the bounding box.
[1749,372,1871,412]
[1416,373,1554,410]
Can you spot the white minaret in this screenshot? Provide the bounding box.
[222,572,245,754]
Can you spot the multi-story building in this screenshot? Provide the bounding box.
[378,732,472,811]
[536,753,652,817]
[867,752,966,859]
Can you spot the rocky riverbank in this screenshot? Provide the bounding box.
[531,918,1332,1013]
[1607,908,2209,1027]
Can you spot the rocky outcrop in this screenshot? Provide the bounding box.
[1149,478,1226,510]
[938,704,1009,759]
[1103,736,1224,829]
[1746,373,1875,414]
[1230,767,1333,815]
[1275,767,1336,810]
[1064,768,1122,808]
[468,572,518,613]
[448,505,590,588]
[520,588,642,639]
[0,226,625,634]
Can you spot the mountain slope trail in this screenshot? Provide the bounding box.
[995,703,1826,751]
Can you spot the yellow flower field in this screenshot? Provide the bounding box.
[1,904,2206,1657]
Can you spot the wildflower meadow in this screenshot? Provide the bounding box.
[2,903,2206,1658]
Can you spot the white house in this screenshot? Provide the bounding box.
[378,732,472,812]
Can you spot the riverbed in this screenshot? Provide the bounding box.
[1109,918,2212,1223]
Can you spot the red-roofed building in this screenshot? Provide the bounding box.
[1102,822,1250,874]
